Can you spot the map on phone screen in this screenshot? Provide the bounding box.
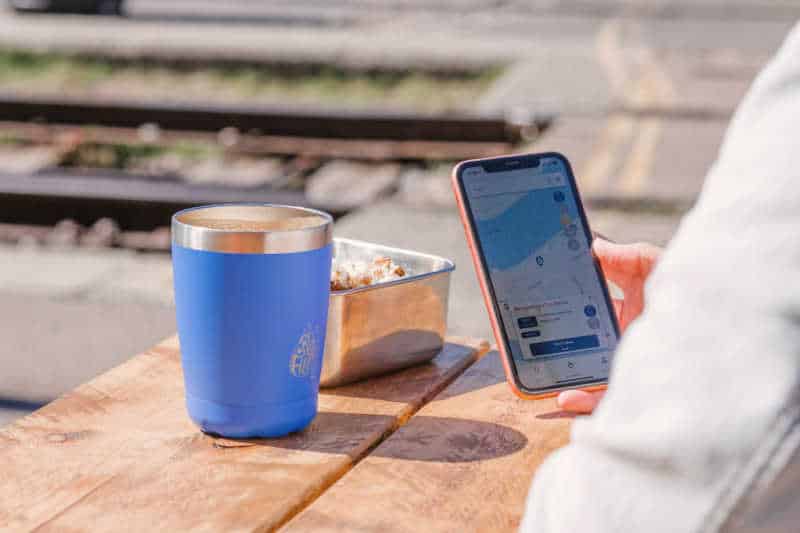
[463,156,618,391]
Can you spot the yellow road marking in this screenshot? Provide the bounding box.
[591,19,680,198]
[581,20,638,195]
[596,19,629,98]
[578,114,636,195]
[617,117,661,195]
[616,50,676,196]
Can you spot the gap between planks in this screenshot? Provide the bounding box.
[270,339,491,532]
[0,336,489,531]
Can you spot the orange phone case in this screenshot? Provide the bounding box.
[451,154,608,400]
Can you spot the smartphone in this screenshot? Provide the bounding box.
[452,152,620,399]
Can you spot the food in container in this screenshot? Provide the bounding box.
[321,238,454,387]
[331,256,406,291]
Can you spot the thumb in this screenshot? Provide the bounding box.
[593,238,661,279]
[557,389,605,414]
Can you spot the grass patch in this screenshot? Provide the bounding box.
[0,49,503,111]
[0,131,29,146]
[59,140,221,170]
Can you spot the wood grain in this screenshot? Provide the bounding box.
[284,351,573,533]
[0,335,488,532]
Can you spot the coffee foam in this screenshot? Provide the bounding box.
[185,216,326,232]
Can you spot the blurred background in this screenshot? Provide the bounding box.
[0,0,796,426]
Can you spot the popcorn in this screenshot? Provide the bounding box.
[331,256,407,291]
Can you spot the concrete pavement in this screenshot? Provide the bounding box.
[0,290,175,402]
[0,245,175,408]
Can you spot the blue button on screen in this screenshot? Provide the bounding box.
[521,330,541,338]
[583,305,597,317]
[530,335,599,356]
[517,316,538,329]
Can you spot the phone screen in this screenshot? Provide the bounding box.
[461,154,618,392]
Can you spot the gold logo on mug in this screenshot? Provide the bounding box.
[289,324,321,378]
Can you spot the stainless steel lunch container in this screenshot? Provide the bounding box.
[320,238,455,387]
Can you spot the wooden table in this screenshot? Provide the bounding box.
[0,336,573,532]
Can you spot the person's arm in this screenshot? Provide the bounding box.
[522,23,800,533]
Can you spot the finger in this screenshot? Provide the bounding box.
[594,239,662,279]
[612,298,626,331]
[557,390,606,414]
[592,238,636,277]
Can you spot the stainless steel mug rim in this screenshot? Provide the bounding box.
[172,203,333,254]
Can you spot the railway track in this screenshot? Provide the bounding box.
[0,94,545,250]
[0,94,527,143]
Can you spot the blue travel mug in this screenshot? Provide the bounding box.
[172,204,333,438]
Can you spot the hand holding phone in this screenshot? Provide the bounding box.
[591,238,661,333]
[558,238,661,412]
[452,152,621,399]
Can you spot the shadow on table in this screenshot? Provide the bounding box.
[371,415,528,463]
[324,345,504,404]
[433,350,506,401]
[211,412,527,463]
[0,397,49,411]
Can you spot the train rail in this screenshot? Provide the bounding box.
[0,94,530,143]
[0,94,546,250]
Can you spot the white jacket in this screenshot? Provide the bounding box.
[522,22,800,533]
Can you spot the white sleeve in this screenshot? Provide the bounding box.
[521,22,800,533]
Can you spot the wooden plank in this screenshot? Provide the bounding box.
[284,351,573,532]
[0,336,488,532]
